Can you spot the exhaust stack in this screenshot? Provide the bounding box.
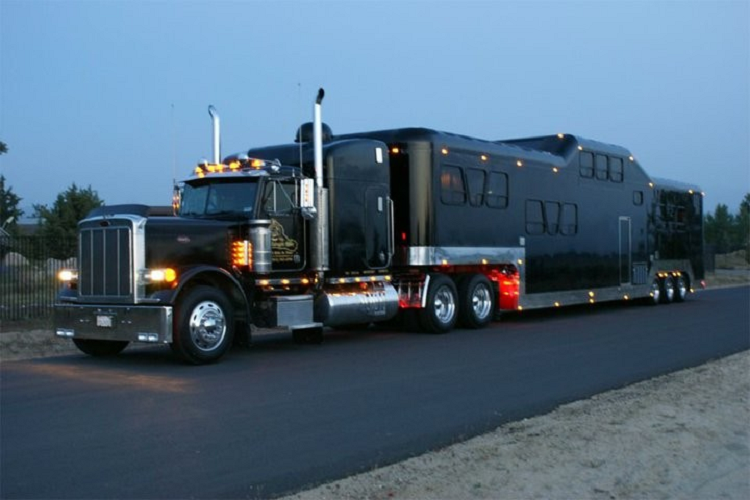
[208,105,221,164]
[314,88,325,188]
[311,88,329,273]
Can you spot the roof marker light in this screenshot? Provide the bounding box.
[441,147,449,155]
[557,133,564,139]
[516,160,523,167]
[481,154,488,162]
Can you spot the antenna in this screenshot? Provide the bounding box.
[298,82,303,168]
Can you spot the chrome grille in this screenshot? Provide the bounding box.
[79,225,133,298]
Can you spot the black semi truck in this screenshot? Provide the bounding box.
[54,90,704,363]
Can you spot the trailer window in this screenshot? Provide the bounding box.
[465,168,485,207]
[609,157,624,182]
[525,200,545,235]
[560,203,578,235]
[595,154,608,180]
[633,190,644,206]
[579,152,594,178]
[440,165,467,205]
[485,172,508,209]
[545,201,560,235]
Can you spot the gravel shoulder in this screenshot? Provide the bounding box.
[284,351,749,500]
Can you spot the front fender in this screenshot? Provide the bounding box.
[151,265,252,322]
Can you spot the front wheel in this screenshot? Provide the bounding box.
[73,339,129,357]
[419,274,458,334]
[172,286,234,364]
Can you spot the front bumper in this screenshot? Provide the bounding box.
[54,304,173,344]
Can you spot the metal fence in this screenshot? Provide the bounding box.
[0,235,76,320]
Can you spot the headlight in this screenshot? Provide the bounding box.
[58,269,78,282]
[143,268,177,283]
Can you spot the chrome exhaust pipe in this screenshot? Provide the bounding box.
[314,88,325,188]
[208,105,220,164]
[311,88,329,273]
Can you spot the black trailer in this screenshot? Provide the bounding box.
[246,125,703,332]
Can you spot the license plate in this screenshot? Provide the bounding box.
[96,315,114,328]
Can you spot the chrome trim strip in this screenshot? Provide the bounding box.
[404,246,525,267]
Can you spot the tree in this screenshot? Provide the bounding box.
[0,175,24,235]
[0,141,23,235]
[34,184,103,258]
[704,203,734,254]
[736,193,750,263]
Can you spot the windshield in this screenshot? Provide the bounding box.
[179,180,259,218]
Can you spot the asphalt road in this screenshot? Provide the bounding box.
[1,286,748,499]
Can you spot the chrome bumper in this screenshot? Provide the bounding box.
[54,303,173,344]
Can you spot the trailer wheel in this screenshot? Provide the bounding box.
[674,275,688,302]
[647,278,661,305]
[661,276,676,304]
[172,286,234,364]
[458,274,494,329]
[419,274,458,334]
[73,339,129,357]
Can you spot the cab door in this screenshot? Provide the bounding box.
[259,179,306,271]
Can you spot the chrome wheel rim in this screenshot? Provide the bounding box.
[433,285,456,325]
[676,276,687,300]
[663,278,675,302]
[471,283,493,320]
[650,279,661,303]
[188,301,227,352]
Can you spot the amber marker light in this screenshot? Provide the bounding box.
[552,167,559,173]
[557,133,565,139]
[391,147,400,154]
[516,160,523,167]
[441,147,449,155]
[480,154,488,162]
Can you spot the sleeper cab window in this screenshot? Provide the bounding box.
[440,165,467,205]
[579,151,594,178]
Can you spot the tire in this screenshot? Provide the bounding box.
[418,274,458,334]
[172,286,234,364]
[661,276,676,304]
[73,339,129,357]
[458,274,495,329]
[674,274,688,302]
[647,278,661,305]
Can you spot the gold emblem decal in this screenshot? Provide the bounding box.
[269,219,299,263]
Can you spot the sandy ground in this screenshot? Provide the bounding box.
[1,281,749,500]
[283,351,749,500]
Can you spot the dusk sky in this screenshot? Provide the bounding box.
[1,0,748,219]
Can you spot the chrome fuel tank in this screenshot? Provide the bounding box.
[315,282,399,326]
